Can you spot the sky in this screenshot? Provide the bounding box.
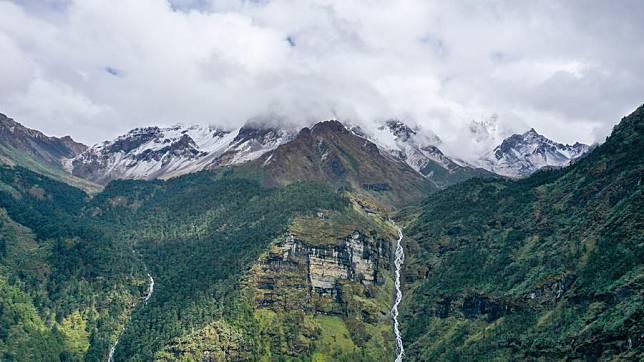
[1,0,643,160]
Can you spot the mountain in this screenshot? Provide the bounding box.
[360,120,495,188]
[0,161,399,360]
[0,113,100,192]
[68,117,591,187]
[255,120,434,206]
[0,119,415,361]
[398,105,644,360]
[70,123,295,184]
[0,106,639,361]
[0,113,87,168]
[478,128,591,177]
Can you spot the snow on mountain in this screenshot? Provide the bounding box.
[348,120,493,187]
[211,124,296,167]
[477,128,591,177]
[68,116,591,185]
[355,120,470,172]
[71,123,296,184]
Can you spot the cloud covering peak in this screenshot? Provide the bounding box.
[1,0,643,161]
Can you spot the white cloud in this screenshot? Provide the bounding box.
[0,0,642,160]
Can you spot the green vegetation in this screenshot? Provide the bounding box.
[2,104,641,361]
[0,159,397,361]
[0,166,144,361]
[0,143,101,194]
[399,105,644,360]
[97,172,347,360]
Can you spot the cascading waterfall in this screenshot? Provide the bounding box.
[107,252,154,362]
[391,224,405,362]
[143,273,154,303]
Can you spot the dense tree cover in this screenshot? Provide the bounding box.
[2,104,641,361]
[91,171,347,360]
[399,105,644,360]
[0,165,348,360]
[0,166,144,361]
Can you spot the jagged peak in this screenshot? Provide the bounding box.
[524,128,539,136]
[482,126,592,177]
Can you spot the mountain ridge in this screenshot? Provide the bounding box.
[398,104,643,361]
[0,113,100,193]
[66,117,591,186]
[477,127,591,177]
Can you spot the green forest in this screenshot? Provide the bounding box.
[1,104,642,361]
[398,104,643,360]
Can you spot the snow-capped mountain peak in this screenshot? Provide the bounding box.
[70,122,296,184]
[479,128,591,177]
[348,119,491,187]
[383,119,417,142]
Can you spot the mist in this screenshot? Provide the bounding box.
[1,0,643,161]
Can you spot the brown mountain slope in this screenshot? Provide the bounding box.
[255,120,436,207]
[0,113,86,168]
[0,113,100,193]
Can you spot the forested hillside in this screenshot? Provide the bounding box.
[1,104,641,360]
[0,166,145,361]
[91,172,357,360]
[399,105,644,360]
[1,162,400,360]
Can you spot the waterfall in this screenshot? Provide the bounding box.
[392,225,405,362]
[108,251,154,362]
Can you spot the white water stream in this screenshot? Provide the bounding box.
[107,268,154,362]
[391,224,405,362]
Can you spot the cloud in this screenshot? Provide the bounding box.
[0,0,642,162]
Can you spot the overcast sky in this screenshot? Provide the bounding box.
[1,0,642,159]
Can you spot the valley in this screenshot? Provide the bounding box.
[5,1,644,359]
[0,105,641,361]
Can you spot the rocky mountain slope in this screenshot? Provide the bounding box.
[357,120,495,187]
[398,105,643,360]
[0,113,86,168]
[478,128,591,177]
[254,120,434,206]
[71,123,296,184]
[0,113,100,192]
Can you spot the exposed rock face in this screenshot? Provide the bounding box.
[253,231,390,314]
[427,294,516,322]
[525,273,577,305]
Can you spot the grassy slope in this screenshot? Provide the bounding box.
[0,143,101,194]
[399,105,644,360]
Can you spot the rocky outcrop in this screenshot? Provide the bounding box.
[429,294,517,322]
[525,273,577,306]
[253,230,391,314]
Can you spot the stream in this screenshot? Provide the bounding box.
[107,255,154,362]
[392,224,405,362]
